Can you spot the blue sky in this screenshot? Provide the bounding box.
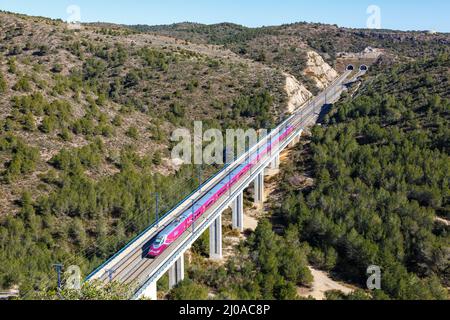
[1,0,449,32]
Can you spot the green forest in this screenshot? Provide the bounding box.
[274,55,449,299]
[0,136,204,295]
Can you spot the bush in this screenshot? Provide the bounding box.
[51,64,63,73]
[153,151,162,165]
[112,115,123,127]
[0,70,7,92]
[168,279,209,300]
[8,58,17,74]
[40,116,57,133]
[13,76,31,92]
[1,135,40,183]
[126,126,139,140]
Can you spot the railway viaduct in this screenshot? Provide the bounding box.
[86,69,359,300]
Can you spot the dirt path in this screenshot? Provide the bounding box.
[297,267,355,300]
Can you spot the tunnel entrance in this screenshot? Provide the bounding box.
[360,65,368,71]
[346,65,355,71]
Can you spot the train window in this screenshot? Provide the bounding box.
[154,236,164,246]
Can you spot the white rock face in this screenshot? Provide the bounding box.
[284,73,313,114]
[303,51,339,90]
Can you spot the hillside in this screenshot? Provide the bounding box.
[0,12,293,217]
[0,10,448,300]
[0,11,337,295]
[133,21,450,74]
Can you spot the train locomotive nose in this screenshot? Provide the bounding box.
[149,246,158,257]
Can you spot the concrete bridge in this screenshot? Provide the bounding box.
[86,70,354,300]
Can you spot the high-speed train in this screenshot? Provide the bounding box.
[148,124,295,257]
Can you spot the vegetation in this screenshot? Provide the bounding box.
[0,70,6,92]
[35,281,133,300]
[168,54,449,302]
[168,279,209,300]
[137,21,449,75]
[0,142,203,296]
[170,220,312,300]
[0,10,449,301]
[0,134,40,183]
[232,90,275,128]
[274,55,449,300]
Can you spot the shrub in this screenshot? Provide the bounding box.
[126,126,139,139]
[13,76,31,92]
[1,135,40,183]
[0,71,7,92]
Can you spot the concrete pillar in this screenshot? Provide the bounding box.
[168,255,185,289]
[265,153,280,176]
[270,154,280,169]
[289,138,297,148]
[142,281,157,300]
[209,214,223,260]
[296,131,303,143]
[232,193,244,232]
[254,172,264,204]
[289,131,302,148]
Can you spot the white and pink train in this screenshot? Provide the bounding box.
[148,125,295,257]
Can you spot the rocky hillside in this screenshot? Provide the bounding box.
[136,21,450,72]
[0,11,346,219]
[0,11,339,294]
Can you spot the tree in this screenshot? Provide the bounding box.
[126,126,139,140]
[36,281,132,300]
[0,70,6,93]
[23,113,36,131]
[168,279,209,300]
[13,76,31,92]
[153,151,162,166]
[69,218,87,247]
[124,71,139,88]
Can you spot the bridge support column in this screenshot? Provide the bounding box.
[269,154,280,170]
[254,172,264,204]
[289,130,303,148]
[209,214,223,260]
[169,255,185,289]
[142,281,157,300]
[232,193,244,232]
[289,138,298,148]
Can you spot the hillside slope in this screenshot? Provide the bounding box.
[0,12,335,295]
[135,21,450,71]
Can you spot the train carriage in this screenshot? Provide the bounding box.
[148,124,295,257]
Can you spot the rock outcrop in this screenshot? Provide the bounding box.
[303,51,339,89]
[284,73,313,114]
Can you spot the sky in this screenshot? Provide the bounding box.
[0,0,449,32]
